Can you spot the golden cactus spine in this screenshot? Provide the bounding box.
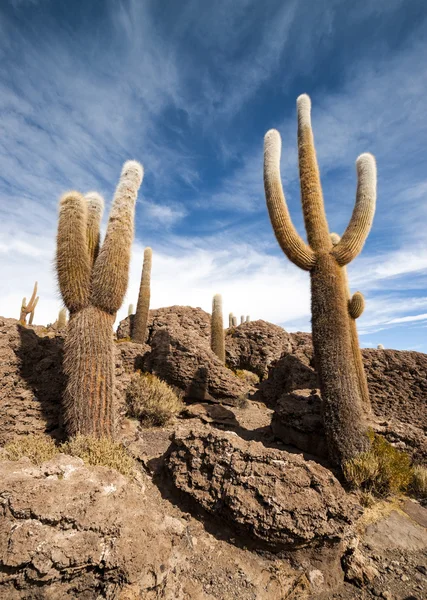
[263,94,376,466]
[20,282,39,325]
[56,161,143,439]
[331,233,371,414]
[211,294,225,362]
[133,247,152,344]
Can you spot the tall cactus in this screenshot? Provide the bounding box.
[133,247,152,344]
[263,95,376,466]
[20,282,39,325]
[228,312,234,328]
[211,294,225,362]
[56,161,143,439]
[240,315,245,325]
[232,316,237,327]
[331,233,371,414]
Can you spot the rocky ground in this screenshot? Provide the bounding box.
[0,309,426,599]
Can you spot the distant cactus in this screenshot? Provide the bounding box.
[377,344,385,350]
[20,282,39,325]
[56,161,143,439]
[240,315,245,325]
[133,247,152,344]
[211,294,225,362]
[264,94,376,466]
[57,307,68,329]
[232,316,237,327]
[246,315,250,323]
[128,303,134,316]
[228,312,234,328]
[331,234,370,414]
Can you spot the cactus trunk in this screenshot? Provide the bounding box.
[133,247,152,344]
[63,307,115,437]
[211,294,225,362]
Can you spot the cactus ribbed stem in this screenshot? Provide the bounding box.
[133,247,152,344]
[264,94,376,467]
[128,304,134,316]
[240,315,245,325]
[19,282,39,325]
[211,294,225,362]
[229,313,234,328]
[57,307,67,329]
[232,316,237,327]
[85,192,104,268]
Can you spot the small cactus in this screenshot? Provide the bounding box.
[246,315,250,323]
[228,312,234,328]
[56,160,143,439]
[20,282,39,325]
[211,294,225,362]
[57,307,68,329]
[377,344,385,350]
[128,303,134,316]
[232,316,237,327]
[240,315,245,325]
[133,247,152,344]
[263,94,376,466]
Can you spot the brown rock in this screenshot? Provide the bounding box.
[166,428,360,549]
[225,320,292,379]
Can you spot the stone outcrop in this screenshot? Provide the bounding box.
[166,428,360,549]
[225,320,292,379]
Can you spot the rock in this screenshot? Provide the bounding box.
[0,317,65,444]
[166,428,360,550]
[271,389,327,458]
[143,327,252,406]
[364,511,427,552]
[225,320,292,379]
[342,538,380,587]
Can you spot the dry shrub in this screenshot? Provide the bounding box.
[343,431,412,497]
[126,372,184,426]
[411,465,427,499]
[4,434,59,465]
[61,435,135,477]
[235,369,260,385]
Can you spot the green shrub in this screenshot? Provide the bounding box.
[4,434,59,465]
[343,431,412,497]
[126,372,184,426]
[61,435,135,477]
[410,465,427,499]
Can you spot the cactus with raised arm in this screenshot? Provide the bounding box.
[133,247,152,344]
[211,294,225,362]
[20,282,39,325]
[56,161,143,438]
[263,95,376,466]
[331,233,371,414]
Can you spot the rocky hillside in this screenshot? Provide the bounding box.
[0,308,426,599]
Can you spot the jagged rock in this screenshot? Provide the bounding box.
[271,389,328,458]
[342,538,380,587]
[143,327,252,406]
[166,428,360,549]
[225,320,292,379]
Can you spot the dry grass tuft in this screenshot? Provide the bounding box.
[343,431,412,497]
[410,465,427,499]
[4,434,59,465]
[126,371,184,426]
[61,435,135,477]
[234,369,260,385]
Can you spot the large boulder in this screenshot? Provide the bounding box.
[166,428,360,550]
[225,320,292,379]
[143,327,252,406]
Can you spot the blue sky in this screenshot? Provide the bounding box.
[1,0,427,351]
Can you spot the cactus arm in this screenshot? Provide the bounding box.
[264,129,315,271]
[85,192,104,268]
[56,192,91,313]
[28,296,39,325]
[19,283,38,324]
[91,161,143,314]
[348,292,365,319]
[297,95,331,252]
[133,247,152,344]
[332,153,377,266]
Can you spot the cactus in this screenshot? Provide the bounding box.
[57,307,68,329]
[240,315,245,325]
[128,303,134,316]
[133,247,152,344]
[377,344,385,350]
[331,233,371,414]
[232,316,237,327]
[263,94,376,466]
[246,315,250,323]
[20,282,39,325]
[56,161,143,439]
[228,312,234,328]
[211,294,225,362]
